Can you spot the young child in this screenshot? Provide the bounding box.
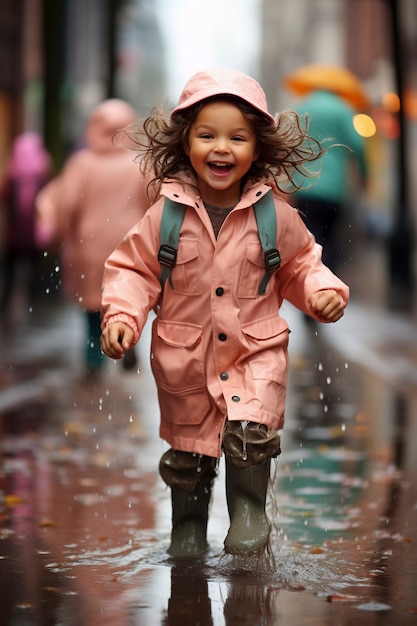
[36,99,153,380]
[100,69,349,558]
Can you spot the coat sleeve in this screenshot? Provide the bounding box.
[100,201,164,343]
[35,151,87,246]
[275,200,349,316]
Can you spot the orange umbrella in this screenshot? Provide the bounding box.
[283,63,370,110]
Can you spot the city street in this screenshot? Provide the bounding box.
[1,1,416,625]
[1,261,417,625]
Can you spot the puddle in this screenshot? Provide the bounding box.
[1,309,417,624]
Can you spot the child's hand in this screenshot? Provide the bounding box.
[308,289,345,322]
[100,322,135,359]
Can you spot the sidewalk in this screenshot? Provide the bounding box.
[320,299,417,394]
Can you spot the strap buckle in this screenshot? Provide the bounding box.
[263,248,281,274]
[158,244,177,268]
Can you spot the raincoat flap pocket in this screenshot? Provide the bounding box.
[245,241,264,268]
[176,239,198,265]
[241,314,288,340]
[156,319,202,347]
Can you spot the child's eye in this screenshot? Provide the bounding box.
[199,133,213,139]
[232,136,245,142]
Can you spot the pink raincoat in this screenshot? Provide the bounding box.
[0,132,52,253]
[36,99,153,312]
[101,178,349,458]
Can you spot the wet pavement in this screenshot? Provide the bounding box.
[1,287,417,625]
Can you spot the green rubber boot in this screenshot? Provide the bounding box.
[224,459,271,555]
[168,484,211,558]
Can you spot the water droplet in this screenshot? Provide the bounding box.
[318,362,323,371]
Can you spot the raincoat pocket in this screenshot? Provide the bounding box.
[170,237,201,296]
[238,241,268,298]
[151,319,205,393]
[241,314,289,386]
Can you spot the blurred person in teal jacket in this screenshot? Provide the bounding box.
[292,90,368,271]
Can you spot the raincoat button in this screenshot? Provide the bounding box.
[173,193,179,197]
[215,287,224,296]
[218,333,227,341]
[220,372,228,380]
[255,191,262,196]
[231,395,241,402]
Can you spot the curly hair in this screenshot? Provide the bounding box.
[116,95,323,198]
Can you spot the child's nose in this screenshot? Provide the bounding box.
[214,138,229,152]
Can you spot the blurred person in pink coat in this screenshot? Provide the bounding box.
[0,132,52,319]
[100,70,349,559]
[36,99,153,380]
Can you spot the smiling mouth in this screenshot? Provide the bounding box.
[208,162,234,175]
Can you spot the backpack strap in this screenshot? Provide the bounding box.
[158,192,280,295]
[158,197,186,288]
[253,191,281,295]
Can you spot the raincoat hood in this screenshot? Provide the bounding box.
[85,98,138,154]
[171,69,275,124]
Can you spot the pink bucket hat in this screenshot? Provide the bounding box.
[171,69,275,124]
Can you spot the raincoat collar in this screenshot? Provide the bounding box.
[160,176,273,212]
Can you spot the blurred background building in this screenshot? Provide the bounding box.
[0,0,416,307]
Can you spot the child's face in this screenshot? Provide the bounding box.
[185,100,259,207]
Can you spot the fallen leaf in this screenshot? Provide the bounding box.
[327,594,358,602]
[38,519,57,528]
[4,494,23,507]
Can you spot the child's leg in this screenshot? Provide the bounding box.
[222,420,281,555]
[159,449,218,558]
[85,310,105,377]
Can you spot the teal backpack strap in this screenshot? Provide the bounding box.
[253,190,281,295]
[158,198,186,288]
